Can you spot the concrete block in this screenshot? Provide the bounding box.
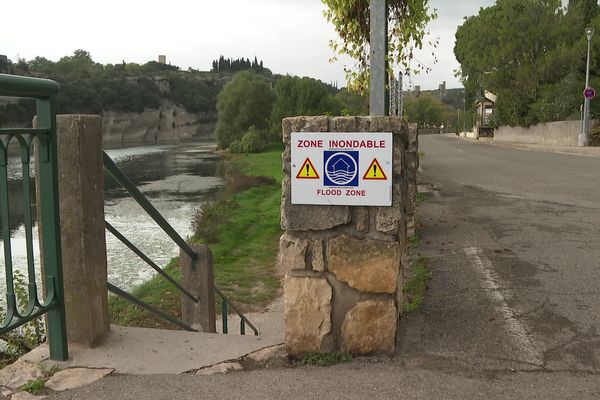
[181,244,216,333]
[46,115,110,347]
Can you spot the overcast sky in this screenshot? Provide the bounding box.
[3,0,497,90]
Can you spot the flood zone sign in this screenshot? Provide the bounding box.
[291,132,393,206]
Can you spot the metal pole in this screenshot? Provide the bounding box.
[370,0,387,116]
[580,27,594,147]
[399,73,404,118]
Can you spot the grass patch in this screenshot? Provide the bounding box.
[403,256,431,313]
[191,200,237,244]
[416,192,430,206]
[408,235,420,248]
[109,258,183,330]
[301,352,352,366]
[108,143,284,328]
[19,379,45,395]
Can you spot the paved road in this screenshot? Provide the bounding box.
[399,135,600,376]
[49,136,600,399]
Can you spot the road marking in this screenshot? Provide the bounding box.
[464,246,542,366]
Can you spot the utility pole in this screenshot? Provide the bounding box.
[580,27,595,147]
[370,0,387,116]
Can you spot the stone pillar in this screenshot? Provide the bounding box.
[37,115,110,347]
[405,123,419,237]
[280,116,411,357]
[180,244,216,333]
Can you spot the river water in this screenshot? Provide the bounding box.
[0,141,222,301]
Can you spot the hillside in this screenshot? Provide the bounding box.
[0,51,272,143]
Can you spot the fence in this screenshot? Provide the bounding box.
[0,73,68,361]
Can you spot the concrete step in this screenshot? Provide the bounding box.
[25,318,284,375]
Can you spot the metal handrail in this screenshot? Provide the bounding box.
[105,221,199,303]
[102,152,197,262]
[215,287,259,336]
[107,283,197,332]
[0,73,58,99]
[103,151,258,336]
[0,73,68,361]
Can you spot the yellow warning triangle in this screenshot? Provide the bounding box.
[296,157,320,179]
[363,158,388,180]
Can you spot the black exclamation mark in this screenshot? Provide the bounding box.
[306,164,310,176]
[373,164,377,177]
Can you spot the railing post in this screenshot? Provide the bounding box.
[36,114,110,347]
[180,244,216,333]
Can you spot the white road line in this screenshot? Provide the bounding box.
[464,246,543,366]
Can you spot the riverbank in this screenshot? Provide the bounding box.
[109,144,284,329]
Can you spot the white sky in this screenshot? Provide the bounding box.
[2,0,497,90]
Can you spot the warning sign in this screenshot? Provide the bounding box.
[290,132,393,206]
[296,157,320,179]
[363,158,387,180]
[324,151,359,186]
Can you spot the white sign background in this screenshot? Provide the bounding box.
[291,132,393,206]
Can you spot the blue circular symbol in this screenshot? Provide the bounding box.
[325,152,358,185]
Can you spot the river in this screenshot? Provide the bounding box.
[0,141,222,300]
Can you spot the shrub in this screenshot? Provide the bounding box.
[191,200,236,243]
[590,122,600,147]
[0,271,46,366]
[229,126,267,153]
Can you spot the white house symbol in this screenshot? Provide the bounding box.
[332,158,351,172]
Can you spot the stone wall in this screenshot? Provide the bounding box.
[405,123,419,237]
[279,116,416,357]
[494,120,597,147]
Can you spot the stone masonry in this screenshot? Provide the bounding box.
[280,116,416,357]
[405,123,419,237]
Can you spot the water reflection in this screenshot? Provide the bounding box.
[1,141,222,296]
[0,179,36,239]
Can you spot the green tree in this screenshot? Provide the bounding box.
[270,76,342,133]
[322,0,436,93]
[404,93,452,127]
[0,55,13,74]
[215,70,275,149]
[454,0,600,127]
[335,88,369,115]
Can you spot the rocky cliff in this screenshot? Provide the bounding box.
[102,100,216,144]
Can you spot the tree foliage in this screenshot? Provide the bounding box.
[404,93,453,127]
[0,50,224,126]
[335,88,369,115]
[322,0,437,93]
[270,76,342,132]
[215,71,275,148]
[211,56,267,73]
[455,0,600,127]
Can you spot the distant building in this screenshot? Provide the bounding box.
[158,55,166,64]
[475,90,496,137]
[438,81,447,98]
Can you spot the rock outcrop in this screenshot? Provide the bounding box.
[101,101,216,144]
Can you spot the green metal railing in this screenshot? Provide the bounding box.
[0,74,68,360]
[103,152,258,336]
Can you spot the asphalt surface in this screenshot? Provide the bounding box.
[49,136,600,399]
